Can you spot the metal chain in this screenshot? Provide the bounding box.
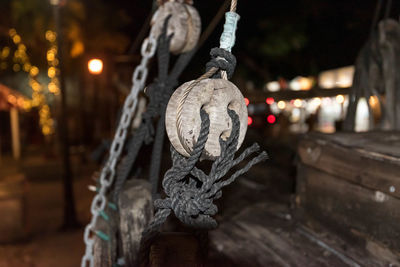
[81,34,157,267]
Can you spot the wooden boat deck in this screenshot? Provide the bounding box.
[205,163,397,266]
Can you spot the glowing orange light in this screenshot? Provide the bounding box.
[267,115,276,124]
[247,116,253,126]
[88,59,103,75]
[266,97,274,105]
[244,97,249,106]
[7,95,16,105]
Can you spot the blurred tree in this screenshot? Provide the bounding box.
[2,0,133,64]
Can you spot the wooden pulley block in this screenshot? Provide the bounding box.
[166,78,248,160]
[151,1,201,54]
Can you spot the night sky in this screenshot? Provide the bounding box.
[1,0,399,84]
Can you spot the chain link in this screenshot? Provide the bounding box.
[81,34,157,267]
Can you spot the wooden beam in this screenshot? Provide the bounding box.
[10,107,20,160]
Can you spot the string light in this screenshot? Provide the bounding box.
[45,30,60,96]
[0,28,55,136]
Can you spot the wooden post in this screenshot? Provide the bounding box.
[10,107,20,160]
[92,179,153,266]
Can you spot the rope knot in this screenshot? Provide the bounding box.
[206,47,237,79]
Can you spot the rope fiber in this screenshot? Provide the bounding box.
[138,109,268,265]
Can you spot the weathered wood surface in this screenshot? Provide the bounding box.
[93,179,153,266]
[296,164,400,263]
[93,215,118,267]
[150,232,203,267]
[166,78,248,159]
[119,179,153,266]
[208,202,389,267]
[298,131,400,198]
[296,132,400,263]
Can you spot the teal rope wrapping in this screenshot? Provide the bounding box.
[95,230,110,242]
[219,12,240,52]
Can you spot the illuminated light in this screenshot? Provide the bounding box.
[290,76,313,91]
[32,97,40,107]
[248,116,253,126]
[23,100,32,110]
[32,82,41,91]
[48,67,56,78]
[267,115,276,124]
[318,70,336,89]
[313,97,321,106]
[88,59,103,75]
[12,35,21,44]
[18,44,26,51]
[7,95,17,105]
[319,66,354,89]
[12,64,20,72]
[17,98,24,108]
[70,41,84,58]
[244,97,250,106]
[336,94,345,104]
[291,108,301,122]
[48,82,59,93]
[266,97,275,105]
[9,28,16,37]
[266,81,280,92]
[14,50,21,58]
[294,99,302,108]
[42,125,52,135]
[369,95,379,107]
[277,101,286,109]
[1,47,10,58]
[289,77,301,91]
[23,63,31,72]
[336,66,354,88]
[45,30,56,42]
[299,77,313,90]
[47,51,55,61]
[355,98,369,132]
[30,66,39,76]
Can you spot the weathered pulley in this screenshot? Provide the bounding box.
[165,78,248,160]
[151,0,201,54]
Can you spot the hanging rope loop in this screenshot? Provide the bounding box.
[206,47,237,79]
[149,108,267,230]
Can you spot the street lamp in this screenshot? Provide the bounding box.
[88,59,103,75]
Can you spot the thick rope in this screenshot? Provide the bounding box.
[138,109,267,265]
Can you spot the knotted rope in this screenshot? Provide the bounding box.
[138,109,268,265]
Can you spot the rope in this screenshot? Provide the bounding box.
[230,0,237,12]
[176,0,240,142]
[138,109,267,265]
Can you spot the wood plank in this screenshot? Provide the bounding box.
[298,135,400,198]
[307,131,400,159]
[296,164,400,260]
[209,202,354,267]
